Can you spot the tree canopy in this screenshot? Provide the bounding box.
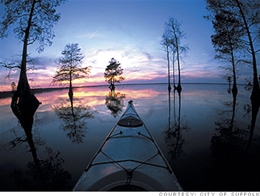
[104,58,124,90]
[206,0,260,101]
[52,43,90,85]
[0,0,66,94]
[210,9,245,95]
[0,0,66,52]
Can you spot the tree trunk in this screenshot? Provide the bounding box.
[235,0,260,152]
[172,50,176,89]
[11,0,40,133]
[235,0,260,104]
[167,46,171,91]
[68,70,73,107]
[16,0,37,96]
[109,78,115,91]
[231,51,238,96]
[176,44,182,92]
[230,92,237,131]
[246,95,260,152]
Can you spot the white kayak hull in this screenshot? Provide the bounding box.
[73,100,182,191]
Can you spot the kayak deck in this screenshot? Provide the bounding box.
[73,100,182,191]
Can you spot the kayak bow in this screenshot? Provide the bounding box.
[73,100,182,191]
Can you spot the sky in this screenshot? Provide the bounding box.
[0,0,258,91]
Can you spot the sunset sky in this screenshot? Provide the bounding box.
[0,0,258,91]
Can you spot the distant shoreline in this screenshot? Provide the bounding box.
[0,82,240,99]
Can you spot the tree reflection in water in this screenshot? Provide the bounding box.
[105,89,126,118]
[53,97,94,143]
[211,93,260,190]
[212,94,248,153]
[165,90,187,160]
[10,146,71,191]
[6,111,71,190]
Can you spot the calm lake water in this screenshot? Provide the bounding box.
[0,84,259,191]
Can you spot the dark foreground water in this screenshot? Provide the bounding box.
[0,84,259,191]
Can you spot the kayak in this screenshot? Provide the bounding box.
[73,100,182,191]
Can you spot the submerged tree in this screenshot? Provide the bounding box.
[205,0,260,105]
[210,10,245,96]
[0,0,66,133]
[162,17,189,92]
[52,43,91,102]
[104,58,124,91]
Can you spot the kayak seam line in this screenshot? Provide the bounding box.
[108,135,151,139]
[90,156,169,171]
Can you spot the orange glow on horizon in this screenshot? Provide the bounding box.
[0,70,167,92]
[0,86,163,113]
[0,62,220,92]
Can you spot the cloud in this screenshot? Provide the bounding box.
[77,45,168,86]
[30,56,57,69]
[80,29,102,40]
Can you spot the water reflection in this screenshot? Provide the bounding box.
[53,96,94,143]
[11,146,71,191]
[210,93,260,190]
[7,84,65,190]
[212,94,248,156]
[247,96,260,152]
[105,89,126,118]
[165,91,187,160]
[212,93,259,155]
[3,113,71,190]
[1,84,259,191]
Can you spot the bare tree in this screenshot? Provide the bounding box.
[162,17,189,92]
